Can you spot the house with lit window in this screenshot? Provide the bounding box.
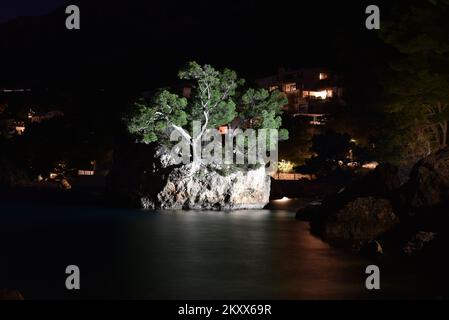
[256,68,343,124]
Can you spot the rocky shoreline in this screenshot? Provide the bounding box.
[0,289,23,300]
[107,143,273,210]
[297,147,449,260]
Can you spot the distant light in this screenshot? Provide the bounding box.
[277,159,294,173]
[15,126,25,135]
[284,83,297,92]
[303,89,332,100]
[362,161,379,170]
[0,88,31,93]
[78,170,95,176]
[347,162,359,168]
[275,197,290,202]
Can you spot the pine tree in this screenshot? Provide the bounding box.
[126,62,288,166]
[379,0,449,161]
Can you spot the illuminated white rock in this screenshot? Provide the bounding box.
[142,163,270,210]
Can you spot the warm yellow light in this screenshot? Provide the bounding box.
[284,83,297,93]
[15,126,25,135]
[310,90,327,99]
[362,161,379,170]
[319,73,328,80]
[277,159,294,173]
[275,197,290,202]
[303,89,333,100]
[78,170,95,176]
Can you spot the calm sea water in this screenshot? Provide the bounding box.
[0,204,432,299]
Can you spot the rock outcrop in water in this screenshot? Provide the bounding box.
[297,164,402,241]
[398,147,449,214]
[318,197,399,241]
[298,148,449,255]
[108,143,271,210]
[141,163,270,210]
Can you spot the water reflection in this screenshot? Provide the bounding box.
[119,210,370,299]
[0,206,430,299]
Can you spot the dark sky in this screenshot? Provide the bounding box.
[0,0,69,22]
[0,0,389,91]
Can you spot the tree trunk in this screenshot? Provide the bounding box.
[192,137,202,165]
[440,121,447,148]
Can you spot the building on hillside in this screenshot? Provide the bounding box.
[256,68,344,124]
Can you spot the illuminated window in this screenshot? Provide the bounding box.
[218,126,228,135]
[268,85,278,92]
[319,73,328,80]
[303,89,333,100]
[78,170,95,176]
[284,83,297,93]
[307,90,326,99]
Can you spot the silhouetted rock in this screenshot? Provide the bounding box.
[358,240,384,258]
[107,142,163,208]
[298,148,449,271]
[296,163,402,227]
[403,231,438,256]
[399,147,449,214]
[315,197,399,242]
[295,201,322,221]
[0,289,23,300]
[338,163,401,202]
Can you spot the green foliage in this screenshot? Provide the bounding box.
[239,88,288,139]
[178,61,243,129]
[377,0,449,161]
[126,62,288,149]
[233,88,288,152]
[127,91,188,143]
[278,117,313,167]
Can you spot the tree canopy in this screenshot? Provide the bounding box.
[378,0,449,161]
[126,62,288,164]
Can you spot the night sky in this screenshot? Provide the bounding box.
[0,0,68,22]
[0,0,389,91]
